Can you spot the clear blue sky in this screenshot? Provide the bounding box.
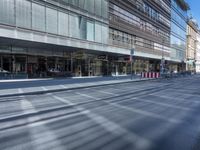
[188,0,200,25]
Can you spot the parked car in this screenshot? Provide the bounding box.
[0,68,9,73]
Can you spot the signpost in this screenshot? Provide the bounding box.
[130,48,134,80]
[161,57,165,74]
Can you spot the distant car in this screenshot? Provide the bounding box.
[0,68,9,73]
[47,68,65,77]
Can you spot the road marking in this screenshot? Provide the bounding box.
[20,96,65,150]
[96,90,119,96]
[41,86,48,91]
[53,95,152,150]
[18,88,23,94]
[59,85,67,89]
[75,92,100,100]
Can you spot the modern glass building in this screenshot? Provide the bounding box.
[170,0,188,71]
[0,0,190,78]
[0,0,129,78]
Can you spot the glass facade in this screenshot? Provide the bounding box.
[170,0,187,61]
[0,0,15,25]
[32,3,46,32]
[0,0,109,44]
[16,0,31,29]
[0,0,111,78]
[59,0,108,18]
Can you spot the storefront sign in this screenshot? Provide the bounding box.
[73,51,86,59]
[97,55,107,60]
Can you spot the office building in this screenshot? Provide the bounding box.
[0,0,190,78]
[170,0,189,72]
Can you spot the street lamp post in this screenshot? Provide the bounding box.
[160,39,165,76]
[130,47,135,80]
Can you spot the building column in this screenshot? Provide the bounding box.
[0,56,2,68]
[12,55,15,73]
[71,52,73,73]
[88,58,91,76]
[25,55,28,74]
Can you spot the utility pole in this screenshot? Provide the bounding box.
[130,47,135,80]
[160,39,165,76]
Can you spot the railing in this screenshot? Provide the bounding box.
[0,73,28,80]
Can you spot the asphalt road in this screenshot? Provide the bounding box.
[0,76,200,150]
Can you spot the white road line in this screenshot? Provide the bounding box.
[20,97,65,150]
[53,95,152,150]
[41,86,48,91]
[59,85,67,89]
[97,90,119,96]
[75,92,100,100]
[18,88,23,94]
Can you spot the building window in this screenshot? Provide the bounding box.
[69,13,80,38]
[95,22,102,43]
[0,0,15,25]
[58,11,69,36]
[95,0,102,17]
[32,3,45,32]
[46,7,58,34]
[87,21,95,41]
[16,0,31,28]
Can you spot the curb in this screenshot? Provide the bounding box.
[0,78,158,98]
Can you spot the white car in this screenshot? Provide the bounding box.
[0,68,9,73]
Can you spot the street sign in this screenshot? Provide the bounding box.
[97,55,107,60]
[130,48,134,55]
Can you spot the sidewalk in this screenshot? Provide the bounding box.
[0,76,154,98]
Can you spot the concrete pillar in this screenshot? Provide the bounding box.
[0,56,2,68]
[71,52,73,72]
[25,55,28,73]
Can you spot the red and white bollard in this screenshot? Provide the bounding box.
[148,72,152,78]
[156,72,160,78]
[152,72,155,78]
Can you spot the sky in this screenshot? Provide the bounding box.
[187,0,200,25]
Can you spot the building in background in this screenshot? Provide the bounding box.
[170,0,189,72]
[186,19,198,72]
[109,0,171,74]
[195,31,200,72]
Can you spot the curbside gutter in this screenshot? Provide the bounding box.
[0,78,158,98]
